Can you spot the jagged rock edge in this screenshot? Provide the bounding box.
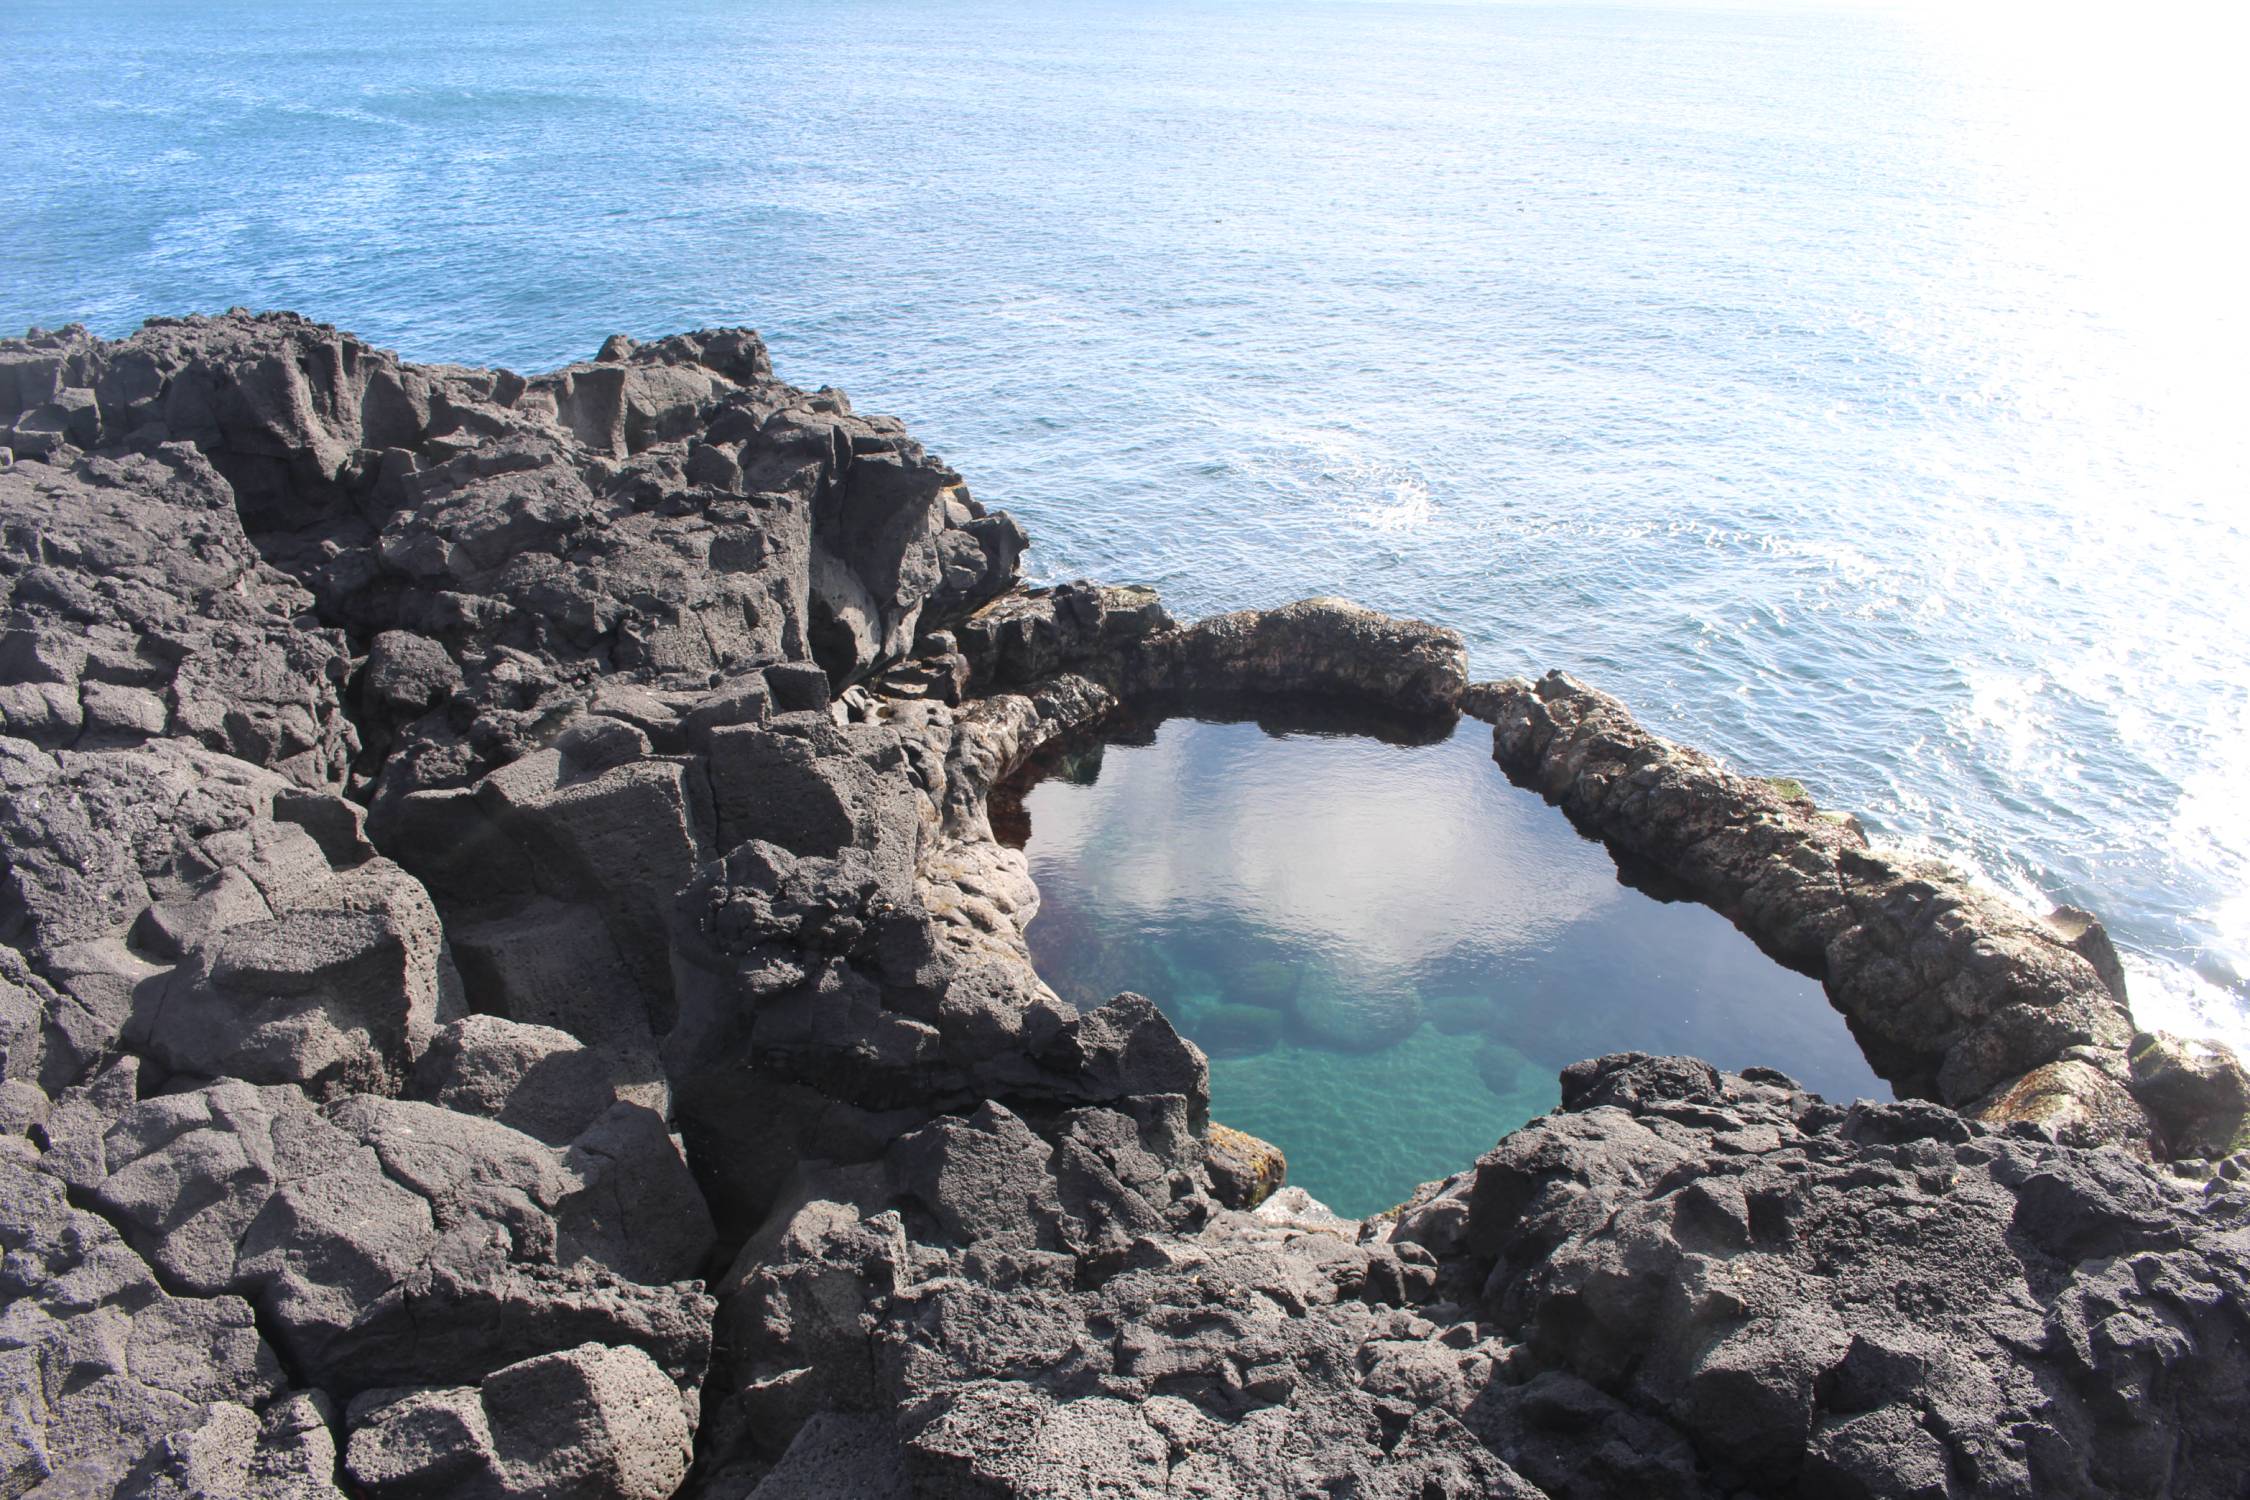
[4,313,2247,1498]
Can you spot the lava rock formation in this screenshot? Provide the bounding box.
[4,313,2246,1499]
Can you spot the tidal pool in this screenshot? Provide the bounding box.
[1007,713,1889,1217]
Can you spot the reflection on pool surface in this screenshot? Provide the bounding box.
[1013,715,1888,1217]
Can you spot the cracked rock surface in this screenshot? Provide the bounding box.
[5,312,2246,1498]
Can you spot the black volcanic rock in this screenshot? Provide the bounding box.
[693,1052,2250,1498]
[3,312,2244,1498]
[1474,670,2165,1152]
[1455,1052,2250,1499]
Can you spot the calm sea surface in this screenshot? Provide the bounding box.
[7,2,2246,1065]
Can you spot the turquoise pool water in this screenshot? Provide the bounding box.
[1014,714,1887,1217]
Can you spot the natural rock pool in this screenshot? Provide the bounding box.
[1006,712,1889,1216]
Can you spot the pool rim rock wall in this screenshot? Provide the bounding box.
[886,581,2246,1167]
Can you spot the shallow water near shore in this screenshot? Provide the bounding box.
[1013,716,1885,1215]
[6,0,2245,1049]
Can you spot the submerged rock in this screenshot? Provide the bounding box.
[1174,997,1283,1058]
[1289,977,1425,1053]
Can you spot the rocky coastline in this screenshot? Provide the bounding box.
[4,312,2247,1498]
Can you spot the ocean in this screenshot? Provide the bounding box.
[7,0,2245,1064]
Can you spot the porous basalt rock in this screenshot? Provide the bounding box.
[344,1341,694,1500]
[941,581,1469,725]
[2130,1030,2250,1160]
[1457,1052,2250,1499]
[0,1141,343,1498]
[1473,670,2174,1153]
[1204,1121,1288,1210]
[684,1051,2250,1499]
[5,312,2242,1498]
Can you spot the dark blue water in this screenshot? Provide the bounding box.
[1016,718,1883,1214]
[6,0,2245,1050]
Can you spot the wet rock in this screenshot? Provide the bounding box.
[1973,1055,2150,1149]
[2046,902,2131,1003]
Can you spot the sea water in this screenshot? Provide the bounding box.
[1012,716,1885,1215]
[6,0,2245,1059]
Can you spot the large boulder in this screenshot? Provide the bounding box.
[1,737,446,1101]
[1149,596,1470,719]
[2131,1030,2250,1159]
[412,1013,667,1145]
[344,1342,693,1500]
[128,907,436,1098]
